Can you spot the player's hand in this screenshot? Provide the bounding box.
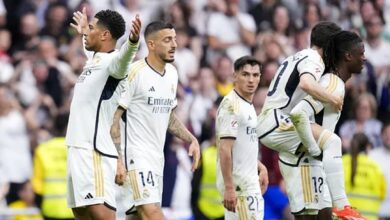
[188,139,200,172]
[115,157,126,186]
[224,188,237,212]
[71,7,89,35]
[129,14,141,43]
[331,95,343,112]
[258,162,269,195]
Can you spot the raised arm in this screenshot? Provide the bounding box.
[70,7,93,59]
[108,15,141,79]
[167,112,200,172]
[299,74,343,111]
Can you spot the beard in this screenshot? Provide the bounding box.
[163,58,175,63]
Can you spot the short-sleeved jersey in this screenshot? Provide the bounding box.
[303,73,345,132]
[119,58,178,175]
[216,90,260,195]
[262,48,325,114]
[65,40,139,158]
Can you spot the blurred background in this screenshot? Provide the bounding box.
[0,0,389,219]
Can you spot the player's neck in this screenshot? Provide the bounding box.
[234,89,253,103]
[97,41,116,53]
[335,65,350,82]
[146,55,166,74]
[311,46,324,58]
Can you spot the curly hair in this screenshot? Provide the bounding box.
[324,31,362,73]
[94,9,125,40]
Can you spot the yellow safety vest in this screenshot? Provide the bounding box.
[343,154,386,220]
[32,137,73,218]
[198,146,224,219]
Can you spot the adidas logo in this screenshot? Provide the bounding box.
[84,193,93,199]
[248,116,252,120]
[149,86,155,92]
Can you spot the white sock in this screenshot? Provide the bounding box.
[319,130,350,209]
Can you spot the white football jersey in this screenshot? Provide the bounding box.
[65,40,139,158]
[262,48,325,114]
[303,73,345,132]
[119,59,178,175]
[216,90,260,195]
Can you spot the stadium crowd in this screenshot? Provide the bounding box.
[0,0,389,219]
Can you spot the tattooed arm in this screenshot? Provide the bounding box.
[110,106,126,185]
[168,112,200,171]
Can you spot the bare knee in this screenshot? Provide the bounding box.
[72,207,91,220]
[136,203,164,220]
[87,204,116,220]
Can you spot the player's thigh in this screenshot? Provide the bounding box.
[279,156,331,215]
[225,194,264,220]
[124,169,163,216]
[260,128,301,154]
[67,147,117,210]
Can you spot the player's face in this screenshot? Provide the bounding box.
[348,42,366,74]
[234,64,261,97]
[84,18,104,51]
[154,29,177,63]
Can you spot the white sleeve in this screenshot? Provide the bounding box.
[118,72,138,109]
[216,98,239,139]
[108,40,140,79]
[297,57,324,81]
[301,74,345,114]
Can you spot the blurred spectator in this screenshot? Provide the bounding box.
[174,28,199,88]
[189,67,218,138]
[269,4,295,56]
[253,86,268,114]
[342,133,386,220]
[206,0,256,63]
[211,55,233,97]
[339,93,383,150]
[40,2,73,54]
[191,98,224,220]
[0,28,14,83]
[0,85,32,204]
[8,181,42,220]
[11,13,40,63]
[258,60,278,88]
[31,112,73,220]
[249,0,278,33]
[303,2,322,29]
[369,123,390,220]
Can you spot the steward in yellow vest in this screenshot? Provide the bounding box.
[32,113,73,220]
[342,133,386,220]
[191,144,224,220]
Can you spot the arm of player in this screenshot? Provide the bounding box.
[108,15,141,79]
[258,160,269,195]
[299,74,343,111]
[167,112,200,172]
[110,106,126,185]
[70,7,93,59]
[219,138,237,212]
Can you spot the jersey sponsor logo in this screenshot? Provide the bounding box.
[148,97,175,113]
[149,86,155,92]
[77,69,92,83]
[84,193,93,199]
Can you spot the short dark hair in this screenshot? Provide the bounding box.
[234,56,261,72]
[310,21,341,48]
[144,21,174,40]
[324,31,362,72]
[94,9,125,40]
